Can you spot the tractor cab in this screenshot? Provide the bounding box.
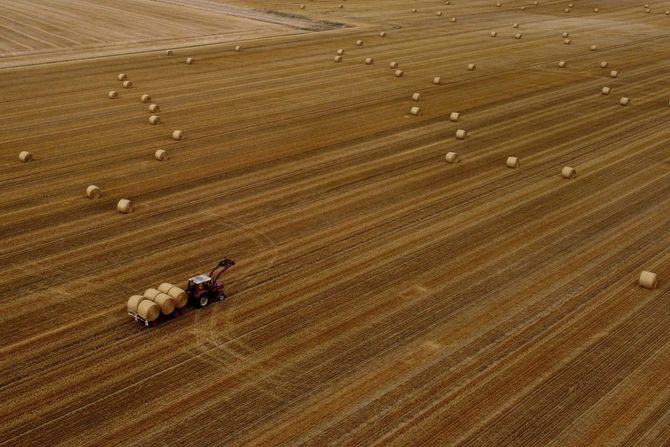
[185,259,235,307]
[188,274,213,290]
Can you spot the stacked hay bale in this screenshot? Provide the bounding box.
[127,295,160,322]
[157,283,188,308]
[143,288,176,315]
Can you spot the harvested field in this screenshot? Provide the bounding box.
[1,1,670,446]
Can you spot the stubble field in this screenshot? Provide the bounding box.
[1,1,669,446]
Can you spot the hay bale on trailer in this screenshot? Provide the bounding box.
[158,283,188,308]
[144,288,176,315]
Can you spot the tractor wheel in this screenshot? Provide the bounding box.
[217,292,226,301]
[198,295,209,308]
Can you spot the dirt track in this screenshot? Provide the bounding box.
[1,1,669,446]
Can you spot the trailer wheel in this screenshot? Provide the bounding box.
[198,295,209,307]
[217,292,226,301]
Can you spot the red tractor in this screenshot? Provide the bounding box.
[186,259,235,307]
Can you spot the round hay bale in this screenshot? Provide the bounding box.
[356,40,363,46]
[137,300,160,321]
[564,8,570,13]
[235,45,241,51]
[394,69,404,77]
[364,57,373,65]
[433,76,441,85]
[389,61,398,69]
[515,33,523,39]
[437,11,443,16]
[520,6,526,10]
[172,130,184,140]
[123,80,132,89]
[600,61,608,68]
[108,90,118,99]
[455,129,467,139]
[141,94,151,103]
[558,61,567,68]
[186,57,194,64]
[334,55,342,62]
[513,23,519,28]
[157,283,175,294]
[117,199,133,214]
[590,44,598,51]
[86,185,101,199]
[300,4,305,9]
[467,63,476,71]
[445,152,459,163]
[497,2,502,6]
[619,97,630,106]
[564,38,571,44]
[449,112,460,122]
[450,17,457,22]
[166,49,173,56]
[490,31,497,37]
[639,271,658,289]
[337,48,344,55]
[380,31,386,37]
[148,103,160,113]
[118,73,127,81]
[601,86,611,95]
[158,283,188,308]
[610,70,618,78]
[562,32,569,38]
[594,8,599,12]
[412,8,417,13]
[338,4,343,8]
[506,156,520,168]
[145,292,175,315]
[155,149,168,161]
[561,166,576,179]
[18,151,32,162]
[410,106,421,116]
[412,92,421,101]
[127,295,147,312]
[666,10,670,15]
[149,115,161,125]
